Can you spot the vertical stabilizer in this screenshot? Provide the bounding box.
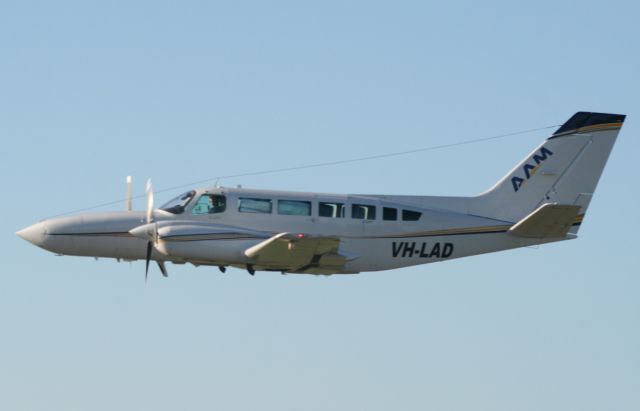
[469,112,625,231]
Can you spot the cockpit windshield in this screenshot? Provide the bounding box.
[160,190,196,214]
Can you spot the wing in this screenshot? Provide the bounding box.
[244,233,356,274]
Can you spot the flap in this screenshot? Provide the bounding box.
[244,233,348,270]
[508,203,581,239]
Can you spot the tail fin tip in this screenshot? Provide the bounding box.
[551,111,626,138]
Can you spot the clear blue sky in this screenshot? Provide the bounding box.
[1,1,639,410]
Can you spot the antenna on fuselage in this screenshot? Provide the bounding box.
[125,176,133,211]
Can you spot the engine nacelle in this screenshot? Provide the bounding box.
[153,222,270,264]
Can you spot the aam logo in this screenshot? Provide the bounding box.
[511,147,553,192]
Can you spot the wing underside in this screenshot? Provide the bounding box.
[244,233,356,274]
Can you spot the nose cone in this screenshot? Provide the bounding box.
[16,222,47,247]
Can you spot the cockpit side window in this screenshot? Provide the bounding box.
[192,194,227,215]
[160,190,196,214]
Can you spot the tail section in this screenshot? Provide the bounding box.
[470,112,625,230]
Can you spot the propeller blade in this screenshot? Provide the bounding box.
[157,261,168,277]
[146,179,154,224]
[142,179,161,281]
[125,176,133,211]
[145,241,153,282]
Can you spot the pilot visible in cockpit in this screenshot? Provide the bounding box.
[208,196,225,213]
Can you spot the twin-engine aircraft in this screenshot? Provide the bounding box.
[17,112,625,277]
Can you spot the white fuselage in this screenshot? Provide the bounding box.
[18,187,559,275]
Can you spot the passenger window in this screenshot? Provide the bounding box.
[278,200,311,216]
[192,194,226,215]
[352,204,376,220]
[383,207,398,221]
[238,198,272,214]
[402,210,422,221]
[319,202,345,218]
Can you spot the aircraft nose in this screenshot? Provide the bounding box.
[16,222,47,247]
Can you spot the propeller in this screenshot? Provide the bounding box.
[128,179,168,281]
[144,180,170,280]
[145,179,155,282]
[146,179,154,226]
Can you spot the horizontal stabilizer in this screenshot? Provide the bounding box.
[508,203,581,239]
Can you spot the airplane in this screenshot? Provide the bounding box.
[16,111,625,278]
